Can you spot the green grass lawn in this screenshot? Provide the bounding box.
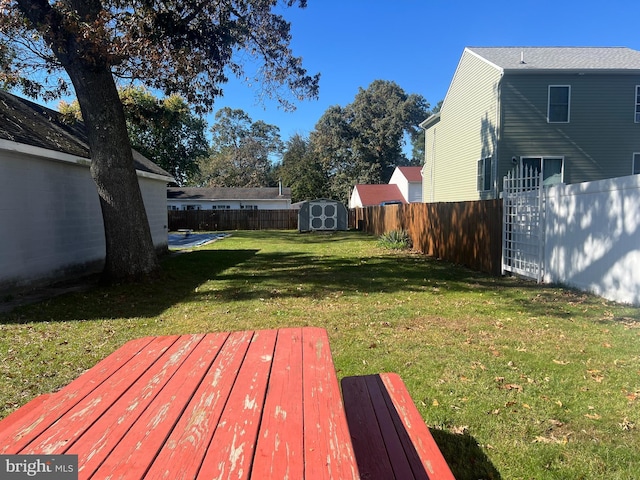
[1,230,639,479]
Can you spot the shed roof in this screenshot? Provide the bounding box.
[0,90,171,178]
[353,184,405,206]
[168,186,291,201]
[467,46,640,72]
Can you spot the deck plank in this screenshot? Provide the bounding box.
[197,329,278,479]
[341,375,397,479]
[144,330,254,480]
[380,373,455,480]
[87,334,223,479]
[20,335,193,457]
[302,327,359,479]
[251,327,305,479]
[366,374,422,479]
[0,335,163,454]
[76,333,231,478]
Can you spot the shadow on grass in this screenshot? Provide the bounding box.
[0,249,259,324]
[431,428,502,480]
[0,231,621,324]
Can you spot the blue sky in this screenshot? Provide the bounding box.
[210,0,640,144]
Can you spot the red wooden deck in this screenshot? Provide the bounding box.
[0,327,359,479]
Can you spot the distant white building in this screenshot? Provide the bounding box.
[349,166,423,208]
[389,166,423,203]
[167,186,292,210]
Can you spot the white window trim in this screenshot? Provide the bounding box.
[633,153,640,175]
[548,85,571,123]
[635,86,640,123]
[477,156,492,192]
[520,156,565,186]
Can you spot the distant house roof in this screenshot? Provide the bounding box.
[352,184,405,206]
[395,166,423,182]
[467,46,640,72]
[0,90,172,179]
[167,186,291,201]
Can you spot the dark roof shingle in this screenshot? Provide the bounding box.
[468,46,640,72]
[167,186,291,200]
[0,90,171,178]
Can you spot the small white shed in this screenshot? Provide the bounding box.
[298,199,348,232]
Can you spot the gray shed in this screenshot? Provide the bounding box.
[298,199,348,232]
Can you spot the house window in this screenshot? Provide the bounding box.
[241,205,258,210]
[521,157,564,186]
[212,205,231,210]
[635,86,640,123]
[633,153,640,174]
[477,156,492,191]
[184,205,200,210]
[548,86,570,123]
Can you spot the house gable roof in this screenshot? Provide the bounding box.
[396,166,423,182]
[353,184,405,206]
[467,46,640,73]
[0,89,172,179]
[167,186,291,201]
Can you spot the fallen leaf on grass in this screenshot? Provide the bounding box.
[619,418,635,431]
[584,413,601,420]
[553,359,570,365]
[501,383,523,392]
[533,435,568,444]
[450,425,469,435]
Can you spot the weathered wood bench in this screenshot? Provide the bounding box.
[342,373,455,480]
[0,328,359,479]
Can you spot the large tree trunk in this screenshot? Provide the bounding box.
[66,66,161,281]
[14,0,160,282]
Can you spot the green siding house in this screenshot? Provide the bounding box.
[421,46,640,202]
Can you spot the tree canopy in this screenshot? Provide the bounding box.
[275,133,328,202]
[119,87,208,186]
[0,0,318,281]
[0,0,319,110]
[308,80,429,204]
[196,107,282,188]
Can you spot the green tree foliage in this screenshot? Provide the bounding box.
[410,99,442,166]
[310,80,429,204]
[0,0,318,281]
[119,87,208,186]
[60,87,209,186]
[276,133,329,202]
[196,107,282,188]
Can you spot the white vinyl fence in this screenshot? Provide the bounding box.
[543,174,640,306]
[504,172,640,305]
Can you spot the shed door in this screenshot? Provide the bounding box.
[309,201,337,231]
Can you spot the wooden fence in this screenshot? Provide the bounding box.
[168,202,503,276]
[352,200,503,275]
[168,209,299,231]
